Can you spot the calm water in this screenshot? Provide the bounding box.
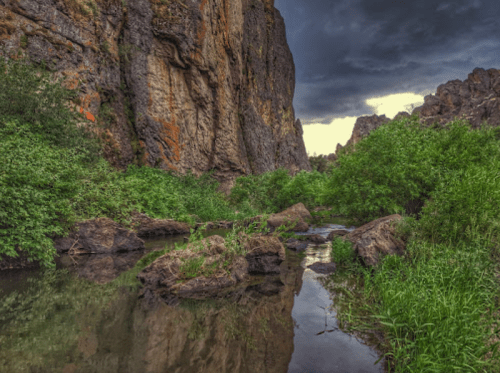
[0,220,384,373]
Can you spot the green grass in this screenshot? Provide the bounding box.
[321,114,500,371]
[330,237,355,266]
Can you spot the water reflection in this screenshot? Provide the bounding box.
[0,224,385,373]
[288,244,383,373]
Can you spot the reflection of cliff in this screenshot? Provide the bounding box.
[0,252,305,372]
[78,258,304,373]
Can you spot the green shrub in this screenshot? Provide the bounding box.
[0,120,88,266]
[229,168,329,213]
[0,51,101,163]
[418,160,500,244]
[322,115,500,224]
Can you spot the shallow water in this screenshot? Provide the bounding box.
[0,223,384,373]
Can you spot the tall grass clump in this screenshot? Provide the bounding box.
[362,237,500,372]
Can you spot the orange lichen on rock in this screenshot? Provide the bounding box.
[79,107,95,122]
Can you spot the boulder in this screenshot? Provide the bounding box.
[267,203,312,232]
[137,233,286,299]
[284,239,308,252]
[54,218,145,255]
[137,235,245,299]
[327,229,351,241]
[303,234,327,244]
[345,214,405,266]
[244,235,286,274]
[307,262,336,275]
[131,212,190,238]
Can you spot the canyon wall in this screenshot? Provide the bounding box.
[0,0,311,190]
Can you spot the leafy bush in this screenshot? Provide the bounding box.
[0,51,101,163]
[0,120,87,266]
[322,115,500,224]
[229,168,328,213]
[418,160,500,244]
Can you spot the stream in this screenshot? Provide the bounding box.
[0,220,384,373]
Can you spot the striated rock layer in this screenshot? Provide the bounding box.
[338,67,500,155]
[0,0,311,189]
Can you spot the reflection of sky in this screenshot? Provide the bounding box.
[288,243,383,373]
[274,0,500,155]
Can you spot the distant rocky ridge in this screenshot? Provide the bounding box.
[0,0,311,191]
[337,67,500,156]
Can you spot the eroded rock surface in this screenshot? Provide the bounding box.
[345,214,405,266]
[131,212,190,238]
[138,233,286,299]
[412,68,500,129]
[267,202,312,232]
[54,218,145,255]
[244,234,285,274]
[0,0,311,187]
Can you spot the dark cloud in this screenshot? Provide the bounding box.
[275,0,500,124]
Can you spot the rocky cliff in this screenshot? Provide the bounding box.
[339,67,500,155]
[0,0,311,190]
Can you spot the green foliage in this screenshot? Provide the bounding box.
[418,160,500,244]
[323,115,500,224]
[0,51,101,163]
[0,120,89,267]
[330,237,355,266]
[229,168,328,213]
[366,239,499,372]
[309,154,335,173]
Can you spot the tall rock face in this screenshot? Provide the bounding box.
[0,0,311,188]
[340,67,500,155]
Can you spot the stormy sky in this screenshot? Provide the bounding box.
[274,0,500,156]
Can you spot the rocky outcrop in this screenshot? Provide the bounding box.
[267,202,312,232]
[54,217,145,254]
[345,214,405,266]
[412,68,500,129]
[345,114,392,148]
[244,234,285,274]
[307,261,335,275]
[0,0,311,189]
[341,68,500,153]
[130,212,190,238]
[137,233,286,299]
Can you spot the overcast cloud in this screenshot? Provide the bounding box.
[274,0,500,154]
